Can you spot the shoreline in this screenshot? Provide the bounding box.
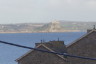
[0,31,86,34]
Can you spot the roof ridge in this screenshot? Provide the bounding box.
[41,44,66,60]
[66,30,96,48]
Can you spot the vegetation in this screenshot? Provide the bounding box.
[0,21,96,33]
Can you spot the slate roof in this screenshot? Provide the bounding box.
[16,41,67,61]
[36,41,67,53]
[66,30,96,48]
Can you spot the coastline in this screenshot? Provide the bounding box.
[0,30,85,33]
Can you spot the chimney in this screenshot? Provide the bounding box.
[49,41,64,45]
[35,41,64,46]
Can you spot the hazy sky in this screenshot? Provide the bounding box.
[0,0,96,24]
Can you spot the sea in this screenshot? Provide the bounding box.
[0,32,86,64]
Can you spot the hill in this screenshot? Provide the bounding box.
[0,21,96,33]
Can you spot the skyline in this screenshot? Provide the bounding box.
[0,0,96,24]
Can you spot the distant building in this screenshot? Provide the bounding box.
[16,28,96,64]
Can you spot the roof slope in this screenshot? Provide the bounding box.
[38,41,67,53]
[16,43,67,61]
[66,30,96,48]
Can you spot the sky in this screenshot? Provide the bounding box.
[0,0,96,24]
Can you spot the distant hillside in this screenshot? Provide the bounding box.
[0,21,96,33]
[60,21,96,30]
[0,23,45,33]
[37,21,96,32]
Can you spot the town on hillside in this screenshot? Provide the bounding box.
[0,21,96,33]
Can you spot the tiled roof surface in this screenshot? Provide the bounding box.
[36,41,67,53]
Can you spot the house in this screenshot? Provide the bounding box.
[16,28,96,64]
[67,29,96,64]
[16,41,69,64]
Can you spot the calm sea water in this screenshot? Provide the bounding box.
[0,32,86,64]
